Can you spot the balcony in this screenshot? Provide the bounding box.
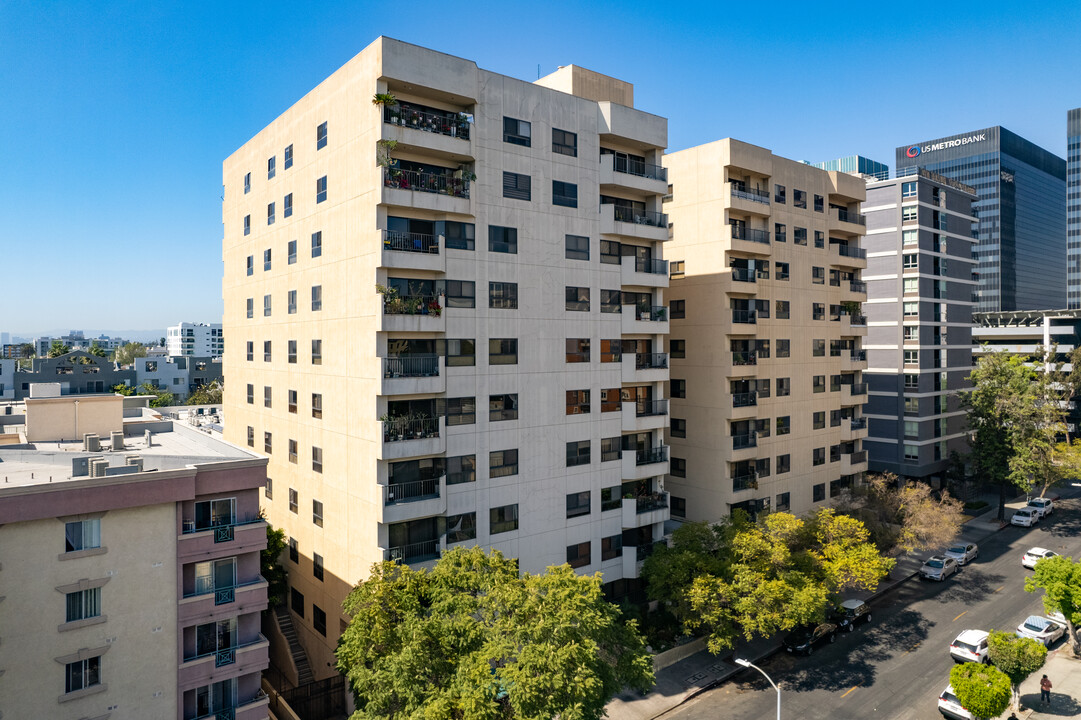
[731,309,757,325]
[178,519,266,564]
[829,207,867,235]
[381,475,448,524]
[732,433,757,450]
[727,184,771,216]
[382,167,471,214]
[378,416,446,461]
[842,417,869,442]
[840,313,868,337]
[179,634,269,689]
[728,223,772,255]
[731,267,756,283]
[190,695,271,720]
[724,351,757,378]
[841,350,868,372]
[829,242,868,270]
[848,280,868,294]
[179,579,268,625]
[621,399,668,433]
[599,154,668,195]
[622,446,669,480]
[600,202,668,242]
[842,450,869,474]
[381,104,472,160]
[380,355,445,396]
[621,352,668,383]
[620,255,669,289]
[622,492,669,529]
[732,473,757,492]
[383,537,443,566]
[621,305,669,335]
[376,294,445,333]
[841,383,868,406]
[380,230,446,273]
[731,391,757,408]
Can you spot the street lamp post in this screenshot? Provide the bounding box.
[734,657,780,720]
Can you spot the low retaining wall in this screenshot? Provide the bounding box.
[653,637,707,672]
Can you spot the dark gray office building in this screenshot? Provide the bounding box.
[896,127,1066,313]
[1068,109,1081,308]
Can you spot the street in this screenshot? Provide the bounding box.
[663,496,1081,720]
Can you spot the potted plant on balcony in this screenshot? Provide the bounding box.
[372,92,399,123]
[427,299,442,317]
[409,110,421,127]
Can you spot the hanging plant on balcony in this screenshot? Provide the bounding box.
[372,92,398,107]
[376,139,399,168]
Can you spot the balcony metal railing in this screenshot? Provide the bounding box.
[731,267,756,282]
[384,105,471,140]
[732,474,757,491]
[609,155,668,181]
[730,184,771,204]
[730,224,771,244]
[382,294,441,316]
[731,351,756,366]
[847,314,867,326]
[635,493,669,514]
[634,305,667,321]
[181,516,262,537]
[384,355,439,378]
[182,634,267,666]
[848,450,868,463]
[835,208,867,225]
[849,280,868,293]
[635,257,669,274]
[382,417,440,442]
[385,539,440,564]
[183,578,264,606]
[849,350,867,361]
[611,206,667,227]
[849,383,868,395]
[636,446,669,465]
[384,168,470,198]
[635,399,668,417]
[383,229,439,254]
[732,433,757,450]
[635,352,668,370]
[835,244,868,259]
[732,392,757,408]
[732,309,757,324]
[849,417,867,430]
[384,477,441,505]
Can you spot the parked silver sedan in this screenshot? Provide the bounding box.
[920,555,960,581]
[944,542,979,566]
[1016,615,1067,647]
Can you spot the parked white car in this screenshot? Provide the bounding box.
[1016,615,1067,647]
[944,542,979,566]
[1011,507,1040,527]
[921,555,960,581]
[950,629,990,663]
[1027,497,1054,518]
[938,684,974,720]
[1022,547,1059,569]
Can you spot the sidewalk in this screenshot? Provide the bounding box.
[1014,646,1081,719]
[606,491,1053,720]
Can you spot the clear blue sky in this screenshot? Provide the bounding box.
[3,0,1079,335]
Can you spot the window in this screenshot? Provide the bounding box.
[489,338,518,365]
[263,294,272,317]
[284,144,293,169]
[566,490,591,518]
[246,341,253,361]
[315,175,327,204]
[902,181,917,198]
[490,504,519,534]
[503,171,531,201]
[812,303,825,321]
[904,278,919,294]
[793,189,806,208]
[313,500,323,527]
[777,416,791,435]
[774,184,786,204]
[567,541,591,568]
[566,286,590,312]
[552,128,577,156]
[284,193,293,218]
[777,377,791,397]
[903,229,918,245]
[244,172,251,194]
[566,338,590,363]
[264,340,272,362]
[311,285,322,311]
[671,418,686,438]
[905,420,919,439]
[601,437,621,462]
[774,223,786,243]
[65,519,101,553]
[444,280,476,308]
[566,234,589,260]
[566,390,590,415]
[447,455,477,485]
[553,181,578,208]
[600,239,621,264]
[312,446,323,473]
[904,444,919,462]
[567,440,591,467]
[316,121,327,150]
[904,301,919,317]
[776,492,791,512]
[814,230,825,248]
[756,457,770,478]
[288,489,298,514]
[264,432,272,453]
[311,339,322,364]
[291,587,305,617]
[65,587,101,623]
[671,339,685,358]
[312,393,322,419]
[447,397,477,425]
[267,202,276,225]
[65,656,101,695]
[264,386,272,408]
[488,225,518,254]
[813,411,825,429]
[794,227,807,245]
[246,384,254,404]
[246,255,253,276]
[447,512,477,542]
[904,349,919,365]
[903,253,918,270]
[246,426,254,447]
[813,375,825,393]
[600,388,620,412]
[905,374,919,390]
[812,266,825,284]
[311,231,322,257]
[601,487,622,512]
[313,605,326,636]
[671,299,686,319]
[601,339,622,362]
[489,449,519,478]
[813,483,826,502]
[600,289,621,313]
[601,534,622,561]
[503,117,531,146]
[905,396,919,415]
[775,300,790,319]
[777,454,791,473]
[814,194,824,212]
[288,290,297,315]
[489,282,518,309]
[265,477,273,499]
[268,156,276,180]
[813,339,825,357]
[672,379,686,398]
[813,447,825,466]
[777,339,790,357]
[244,215,250,237]
[490,394,518,422]
[289,438,297,462]
[902,205,918,223]
[444,221,476,250]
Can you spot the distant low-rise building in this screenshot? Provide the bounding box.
[12,351,135,400]
[168,323,224,357]
[134,356,223,401]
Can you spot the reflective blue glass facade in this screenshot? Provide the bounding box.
[812,155,889,178]
[1068,109,1081,309]
[896,127,1066,313]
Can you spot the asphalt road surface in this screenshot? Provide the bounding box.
[664,494,1081,720]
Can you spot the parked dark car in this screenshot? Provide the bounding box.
[783,621,838,655]
[830,599,872,632]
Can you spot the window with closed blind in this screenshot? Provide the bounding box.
[503,172,531,201]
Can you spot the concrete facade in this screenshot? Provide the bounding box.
[168,322,225,357]
[222,37,670,678]
[0,396,269,720]
[134,355,223,401]
[13,350,136,400]
[862,168,977,480]
[0,358,13,399]
[663,138,869,523]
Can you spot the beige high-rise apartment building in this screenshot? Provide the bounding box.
[662,139,869,522]
[222,37,670,678]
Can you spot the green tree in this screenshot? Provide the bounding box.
[186,380,223,405]
[843,472,965,554]
[336,546,653,719]
[87,341,108,358]
[987,631,1046,711]
[18,343,34,359]
[1025,554,1081,656]
[950,662,1011,719]
[111,383,135,396]
[262,521,288,607]
[641,519,735,623]
[114,342,147,366]
[138,383,175,408]
[48,340,71,357]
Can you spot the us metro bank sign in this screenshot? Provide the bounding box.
[906,133,988,158]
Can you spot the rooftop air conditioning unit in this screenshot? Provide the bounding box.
[110,431,124,451]
[83,434,100,452]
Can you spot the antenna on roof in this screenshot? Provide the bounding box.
[537,64,541,80]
